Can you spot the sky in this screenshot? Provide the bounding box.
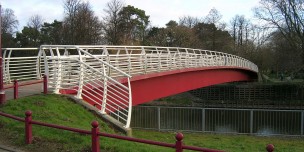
[1,0,261,31]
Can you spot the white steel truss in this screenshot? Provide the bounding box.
[2,45,258,128]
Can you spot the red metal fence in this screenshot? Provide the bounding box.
[0,110,275,152]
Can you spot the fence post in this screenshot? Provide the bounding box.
[25,110,32,144]
[175,133,183,152]
[14,80,18,99]
[250,110,253,134]
[91,121,100,152]
[202,108,205,132]
[157,107,160,131]
[43,75,48,94]
[266,144,274,152]
[301,111,304,135]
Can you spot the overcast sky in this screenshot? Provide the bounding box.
[1,0,261,31]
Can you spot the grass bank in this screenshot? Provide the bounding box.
[0,94,303,151]
[134,130,304,152]
[0,94,168,152]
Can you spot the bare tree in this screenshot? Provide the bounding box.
[102,0,124,44]
[204,8,223,28]
[27,15,44,30]
[1,8,18,34]
[179,15,200,28]
[230,15,251,47]
[237,15,245,46]
[230,16,238,49]
[75,2,102,44]
[254,0,304,64]
[63,0,80,44]
[64,0,80,18]
[62,0,102,44]
[1,7,19,47]
[203,8,226,50]
[250,25,271,48]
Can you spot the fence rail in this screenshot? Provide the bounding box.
[131,106,304,136]
[0,110,229,152]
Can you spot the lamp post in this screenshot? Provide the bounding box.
[0,5,6,104]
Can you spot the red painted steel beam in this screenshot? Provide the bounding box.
[60,67,257,109]
[126,67,257,105]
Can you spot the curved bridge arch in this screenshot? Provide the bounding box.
[122,66,257,105]
[3,45,258,129]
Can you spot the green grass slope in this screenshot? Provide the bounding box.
[0,94,168,152]
[0,94,304,152]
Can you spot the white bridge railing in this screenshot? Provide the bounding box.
[2,45,258,128]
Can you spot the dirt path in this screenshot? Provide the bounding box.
[0,139,24,152]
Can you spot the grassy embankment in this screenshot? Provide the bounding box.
[0,94,303,152]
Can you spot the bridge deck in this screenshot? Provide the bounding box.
[4,81,43,100]
[1,45,259,128]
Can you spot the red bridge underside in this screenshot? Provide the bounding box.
[60,66,258,107]
[122,66,257,105]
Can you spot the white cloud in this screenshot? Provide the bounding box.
[1,0,260,31]
[2,0,63,30]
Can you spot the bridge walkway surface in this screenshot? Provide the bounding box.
[4,82,43,101]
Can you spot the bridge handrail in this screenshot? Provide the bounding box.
[77,47,131,77]
[2,48,40,83]
[39,45,131,78]
[2,45,258,129]
[77,59,132,127]
[38,45,257,69]
[38,45,133,128]
[3,45,258,83]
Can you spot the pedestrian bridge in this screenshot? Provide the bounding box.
[3,45,258,128]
